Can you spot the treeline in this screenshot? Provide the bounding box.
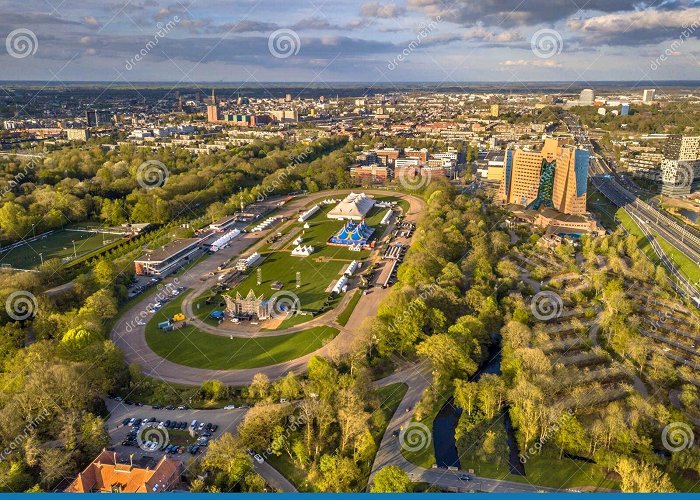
[0,136,349,244]
[571,103,700,134]
[359,182,507,415]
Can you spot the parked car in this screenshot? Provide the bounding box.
[122,418,131,426]
[190,420,198,429]
[253,454,264,464]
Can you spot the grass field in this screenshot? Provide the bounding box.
[145,292,339,370]
[615,209,700,284]
[229,204,368,312]
[0,229,120,269]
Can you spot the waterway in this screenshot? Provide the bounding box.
[431,337,524,475]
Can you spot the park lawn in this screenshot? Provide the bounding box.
[145,292,339,370]
[509,450,619,491]
[374,383,408,435]
[0,229,120,269]
[456,418,619,490]
[230,205,364,311]
[337,290,362,327]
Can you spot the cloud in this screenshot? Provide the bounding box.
[567,7,700,45]
[360,1,406,18]
[500,59,562,67]
[407,0,641,27]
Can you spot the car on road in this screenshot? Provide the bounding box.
[223,405,236,410]
[457,474,471,481]
[253,454,264,464]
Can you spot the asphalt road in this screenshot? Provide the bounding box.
[110,190,425,385]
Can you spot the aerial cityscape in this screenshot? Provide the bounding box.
[1,0,700,495]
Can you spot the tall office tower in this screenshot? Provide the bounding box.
[498,137,590,216]
[85,109,112,127]
[620,103,630,116]
[660,135,700,195]
[490,104,500,117]
[579,89,594,105]
[207,89,219,123]
[642,89,655,104]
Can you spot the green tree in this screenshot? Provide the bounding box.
[202,433,252,486]
[370,466,412,493]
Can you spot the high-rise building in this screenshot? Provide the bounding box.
[207,89,219,123]
[660,135,700,195]
[490,104,500,117]
[620,103,630,116]
[498,137,590,216]
[643,89,655,104]
[85,109,112,127]
[579,89,594,106]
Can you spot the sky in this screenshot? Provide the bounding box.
[1,0,700,83]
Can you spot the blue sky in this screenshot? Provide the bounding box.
[1,0,700,83]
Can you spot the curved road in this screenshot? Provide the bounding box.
[111,190,425,385]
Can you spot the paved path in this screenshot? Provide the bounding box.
[111,190,424,385]
[369,364,560,493]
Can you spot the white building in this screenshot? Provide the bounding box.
[327,192,375,221]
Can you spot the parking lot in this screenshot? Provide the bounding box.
[106,399,248,462]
